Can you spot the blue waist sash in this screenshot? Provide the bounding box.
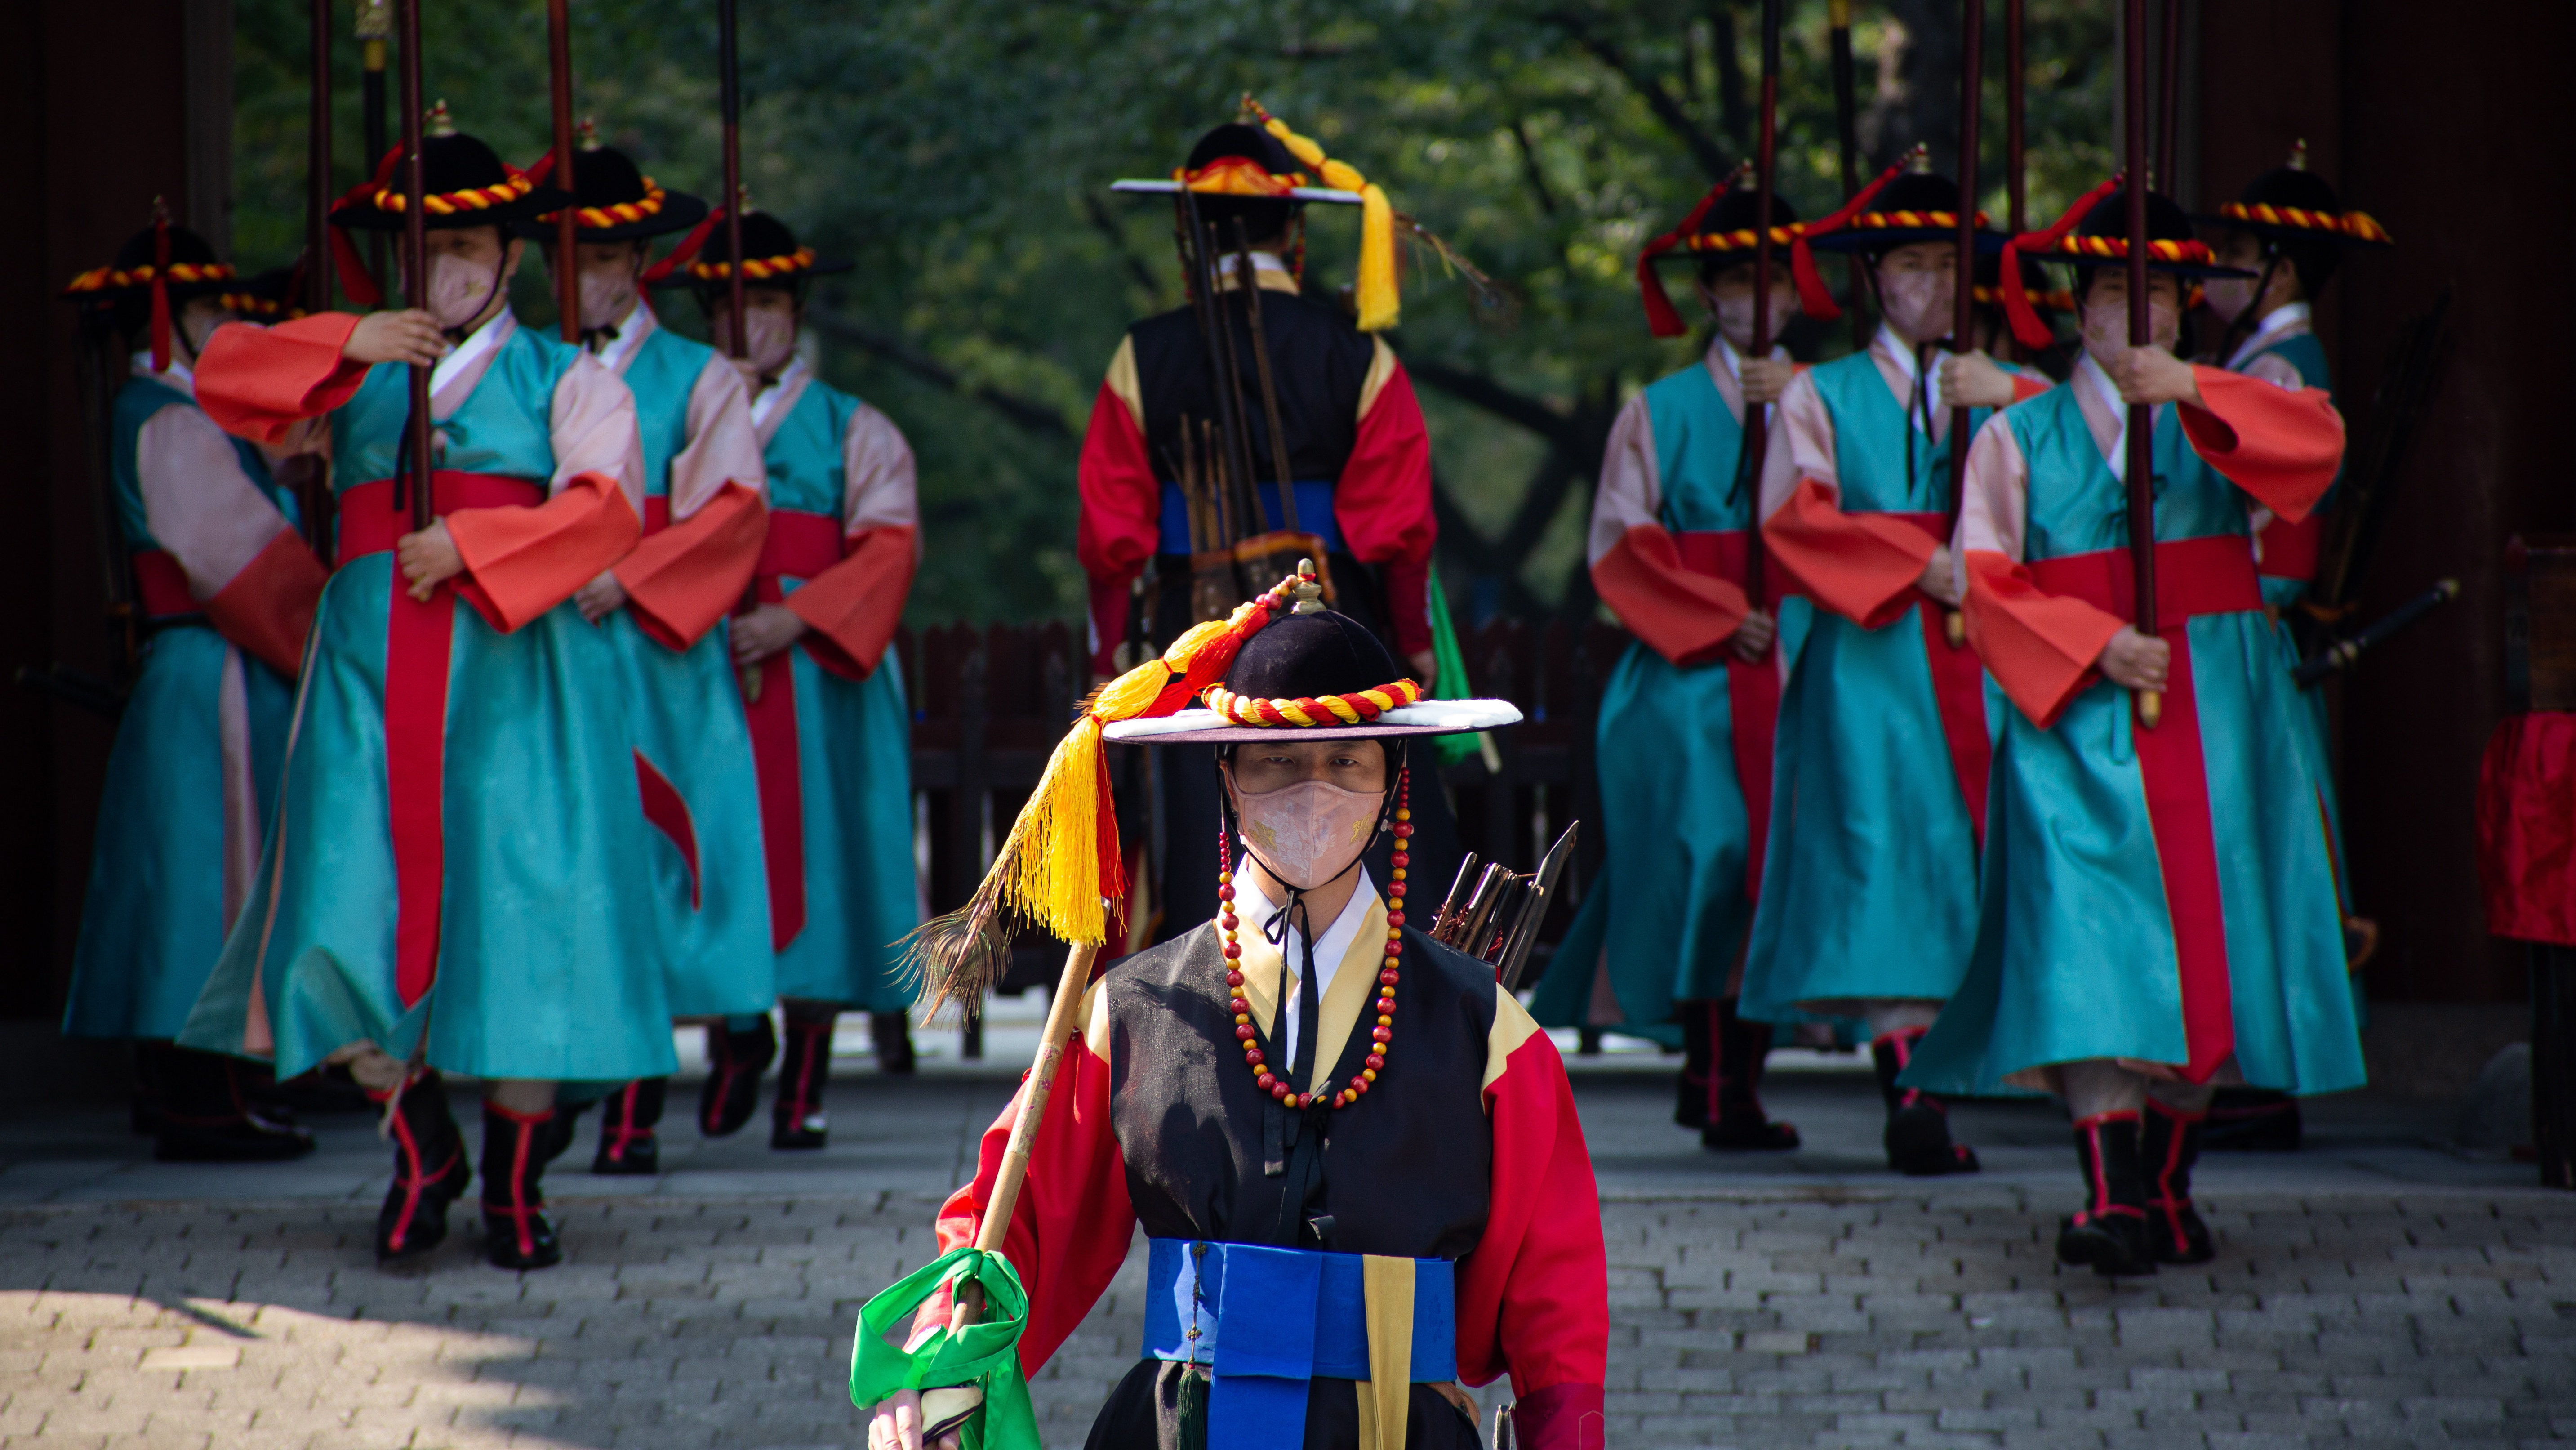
[1157,479,1343,554]
[1143,1238,1456,1450]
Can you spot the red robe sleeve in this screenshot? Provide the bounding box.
[200,531,328,677]
[1336,359,1437,658]
[2178,365,2345,524]
[1961,550,2127,728]
[1590,525,1752,666]
[195,313,370,445]
[1077,367,1160,678]
[925,1023,1138,1376]
[614,482,768,650]
[445,472,642,633]
[784,525,917,679]
[1456,1005,1608,1450]
[1761,477,1940,628]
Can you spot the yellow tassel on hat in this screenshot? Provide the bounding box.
[1247,96,1400,332]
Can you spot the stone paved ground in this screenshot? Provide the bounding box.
[1,1029,2568,1450]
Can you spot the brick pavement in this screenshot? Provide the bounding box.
[1,1058,2570,1449]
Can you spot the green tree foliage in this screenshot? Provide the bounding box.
[230,0,2113,628]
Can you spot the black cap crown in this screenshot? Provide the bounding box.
[332,129,574,233]
[525,139,709,242]
[1221,609,1401,705]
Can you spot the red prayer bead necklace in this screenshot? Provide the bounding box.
[1223,769,1411,1111]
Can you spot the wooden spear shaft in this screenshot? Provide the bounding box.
[547,0,579,344]
[718,0,746,360]
[2006,0,2025,234]
[972,943,1103,1254]
[1741,0,1783,616]
[397,0,432,531]
[306,0,333,314]
[2155,0,2182,192]
[1941,0,1983,647]
[2124,0,2162,728]
[1827,0,1869,346]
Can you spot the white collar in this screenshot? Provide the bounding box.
[1874,324,1944,424]
[750,355,809,430]
[1235,864,1376,1062]
[2225,300,2313,371]
[592,299,656,373]
[432,308,514,397]
[130,352,195,394]
[2076,351,2162,480]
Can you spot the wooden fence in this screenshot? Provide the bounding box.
[890,617,1633,1052]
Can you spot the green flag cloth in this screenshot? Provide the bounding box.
[848,1245,1042,1450]
[1425,562,1484,767]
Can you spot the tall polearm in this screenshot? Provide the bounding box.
[2005,0,2025,233]
[2122,0,2161,727]
[358,0,391,296]
[1827,0,1868,345]
[2155,0,2182,191]
[1741,0,1784,613]
[717,0,746,360]
[306,0,333,312]
[397,0,432,531]
[547,0,580,343]
[1942,0,1983,610]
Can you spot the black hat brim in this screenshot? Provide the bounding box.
[517,189,712,243]
[331,184,578,234]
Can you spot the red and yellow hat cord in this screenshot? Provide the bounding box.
[62,261,235,294]
[685,246,817,282]
[541,178,669,231]
[2217,201,2392,244]
[1204,678,1424,728]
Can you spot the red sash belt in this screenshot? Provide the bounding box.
[131,550,199,619]
[2255,509,2323,584]
[2025,535,2264,629]
[336,470,544,1008]
[742,508,849,951]
[2029,533,2258,1084]
[336,473,546,567]
[1674,529,1783,892]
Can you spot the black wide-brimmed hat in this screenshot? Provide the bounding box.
[648,209,850,292]
[517,122,710,243]
[2194,141,2393,249]
[60,217,236,307]
[1995,177,2254,349]
[1804,156,2007,256]
[1635,165,1809,337]
[331,106,573,234]
[1105,568,1518,747]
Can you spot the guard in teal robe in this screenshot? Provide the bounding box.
[181,128,662,1271]
[525,137,776,1176]
[60,223,329,1162]
[665,212,921,1151]
[1902,184,2363,1277]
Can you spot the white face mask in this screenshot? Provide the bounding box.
[1711,290,1760,354]
[1233,778,1384,892]
[2200,268,2265,326]
[2080,290,2182,369]
[1875,263,1953,344]
[717,304,799,378]
[578,267,640,333]
[425,250,505,332]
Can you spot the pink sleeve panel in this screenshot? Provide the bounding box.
[194,313,369,446]
[447,471,643,633]
[1761,477,1939,629]
[2179,366,2345,524]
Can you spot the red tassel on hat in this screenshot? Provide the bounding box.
[148,202,173,373]
[640,206,723,285]
[2000,174,2122,351]
[1637,183,1729,339]
[1788,149,1918,323]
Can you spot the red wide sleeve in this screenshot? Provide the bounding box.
[1337,361,1437,657]
[446,471,643,633]
[926,1029,1137,1376]
[1077,377,1160,678]
[1762,477,1939,628]
[2179,366,2345,524]
[615,482,767,650]
[1961,549,2127,728]
[200,531,328,677]
[784,525,917,680]
[195,313,370,446]
[1456,1010,1607,1449]
[1590,525,1752,667]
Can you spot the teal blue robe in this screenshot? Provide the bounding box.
[64,375,298,1040]
[1901,378,2364,1097]
[182,316,681,1084]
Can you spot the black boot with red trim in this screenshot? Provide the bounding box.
[371,1071,471,1262]
[480,1102,565,1270]
[1673,1000,1715,1129]
[2056,1111,2156,1276]
[1873,1027,1980,1175]
[698,1016,776,1138]
[1704,1000,1800,1151]
[771,1015,835,1150]
[149,1043,316,1163]
[2141,1099,2216,1264]
[591,1078,665,1176]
